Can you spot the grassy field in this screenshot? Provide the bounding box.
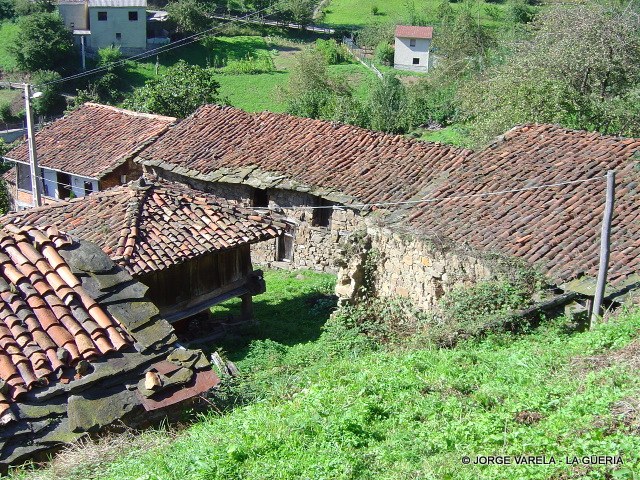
[11,269,640,480]
[121,35,375,113]
[0,21,18,72]
[320,0,510,29]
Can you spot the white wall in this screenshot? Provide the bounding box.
[88,6,147,52]
[70,174,98,198]
[394,36,431,73]
[58,3,88,30]
[41,169,58,199]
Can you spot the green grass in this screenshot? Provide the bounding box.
[121,35,374,113]
[419,124,470,147]
[0,21,19,72]
[320,0,510,30]
[10,270,640,480]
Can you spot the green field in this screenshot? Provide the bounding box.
[0,21,19,72]
[11,270,640,480]
[122,35,377,113]
[320,0,510,29]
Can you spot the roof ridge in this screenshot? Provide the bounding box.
[84,103,176,123]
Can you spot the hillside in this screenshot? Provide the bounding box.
[10,271,640,480]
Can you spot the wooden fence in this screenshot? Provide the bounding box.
[341,38,383,79]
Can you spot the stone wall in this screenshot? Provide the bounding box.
[337,225,521,311]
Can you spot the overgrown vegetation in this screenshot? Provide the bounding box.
[10,270,640,479]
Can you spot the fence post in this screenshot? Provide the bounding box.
[590,170,616,328]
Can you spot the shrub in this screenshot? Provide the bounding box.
[374,42,394,65]
[507,0,534,24]
[30,70,65,116]
[314,38,349,65]
[0,102,12,122]
[371,5,380,15]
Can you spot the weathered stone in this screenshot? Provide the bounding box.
[145,371,162,391]
[68,388,141,432]
[132,319,178,350]
[59,241,114,274]
[17,400,67,420]
[105,300,160,331]
[167,349,209,370]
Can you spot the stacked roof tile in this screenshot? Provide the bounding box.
[138,106,640,288]
[137,105,472,207]
[3,178,285,276]
[3,103,175,179]
[395,25,433,39]
[0,225,131,414]
[407,124,640,286]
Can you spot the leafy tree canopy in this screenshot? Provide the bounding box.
[10,12,75,73]
[123,60,221,118]
[459,3,640,145]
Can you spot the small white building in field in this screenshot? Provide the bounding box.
[57,0,148,55]
[393,25,433,73]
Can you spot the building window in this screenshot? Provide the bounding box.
[84,181,94,196]
[128,11,138,21]
[17,163,32,192]
[252,188,268,208]
[57,172,72,199]
[120,174,127,184]
[412,58,420,65]
[312,197,333,228]
[115,32,122,41]
[276,230,294,262]
[409,38,416,47]
[98,11,107,21]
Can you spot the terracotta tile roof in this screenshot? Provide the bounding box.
[0,225,132,411]
[395,25,433,39]
[407,124,640,286]
[3,103,175,179]
[3,178,285,276]
[137,105,471,207]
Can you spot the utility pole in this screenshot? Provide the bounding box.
[81,35,86,71]
[24,83,42,207]
[591,170,616,328]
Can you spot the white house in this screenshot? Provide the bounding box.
[57,0,148,55]
[393,25,433,73]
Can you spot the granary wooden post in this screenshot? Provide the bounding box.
[591,170,616,328]
[240,293,253,321]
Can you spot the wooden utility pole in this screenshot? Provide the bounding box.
[591,170,616,327]
[24,84,42,207]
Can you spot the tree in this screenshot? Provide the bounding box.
[11,13,75,73]
[278,0,314,26]
[458,3,640,145]
[13,0,54,17]
[123,60,221,118]
[433,7,495,73]
[282,48,351,119]
[166,0,214,34]
[30,70,65,116]
[367,75,408,133]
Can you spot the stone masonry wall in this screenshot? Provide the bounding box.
[337,226,511,311]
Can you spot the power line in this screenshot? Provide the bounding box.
[37,6,280,88]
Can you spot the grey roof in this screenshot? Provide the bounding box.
[88,0,146,7]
